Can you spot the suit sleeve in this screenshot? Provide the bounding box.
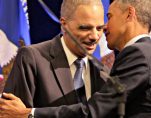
[3,47,37,107]
[34,103,90,118]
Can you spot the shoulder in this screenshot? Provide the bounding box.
[112,39,151,75]
[117,38,151,60]
[17,34,61,58]
[120,38,151,60]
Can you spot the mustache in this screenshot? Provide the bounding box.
[83,39,99,45]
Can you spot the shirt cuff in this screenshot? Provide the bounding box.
[31,108,36,116]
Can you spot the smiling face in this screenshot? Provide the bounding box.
[60,4,104,58]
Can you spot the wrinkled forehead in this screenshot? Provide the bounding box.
[75,4,104,15]
[67,4,104,21]
[66,5,104,28]
[75,5,104,19]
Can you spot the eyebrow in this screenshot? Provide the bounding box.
[78,24,105,30]
[79,25,92,29]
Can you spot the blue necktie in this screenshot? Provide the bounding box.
[74,59,85,90]
[73,59,87,104]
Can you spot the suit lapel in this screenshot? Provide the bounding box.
[89,60,106,95]
[49,35,75,102]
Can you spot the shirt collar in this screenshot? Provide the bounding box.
[61,36,88,68]
[124,34,150,48]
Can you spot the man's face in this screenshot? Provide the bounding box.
[105,2,128,51]
[61,5,104,57]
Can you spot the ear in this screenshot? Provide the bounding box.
[127,6,136,21]
[60,17,66,33]
[60,17,66,26]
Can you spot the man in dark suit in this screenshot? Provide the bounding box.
[95,0,151,117]
[0,0,108,118]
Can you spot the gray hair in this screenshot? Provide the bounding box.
[114,0,151,32]
[60,0,103,20]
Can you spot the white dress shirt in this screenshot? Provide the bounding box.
[61,36,91,100]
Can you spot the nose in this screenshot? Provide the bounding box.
[88,29,100,41]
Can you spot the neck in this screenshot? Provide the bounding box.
[118,22,149,51]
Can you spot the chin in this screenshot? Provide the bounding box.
[107,44,114,50]
[87,49,94,54]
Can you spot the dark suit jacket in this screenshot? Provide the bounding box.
[4,34,107,118]
[88,37,151,118]
[112,37,151,118]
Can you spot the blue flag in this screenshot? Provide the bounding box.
[0,0,30,74]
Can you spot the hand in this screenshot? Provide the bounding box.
[0,93,31,118]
